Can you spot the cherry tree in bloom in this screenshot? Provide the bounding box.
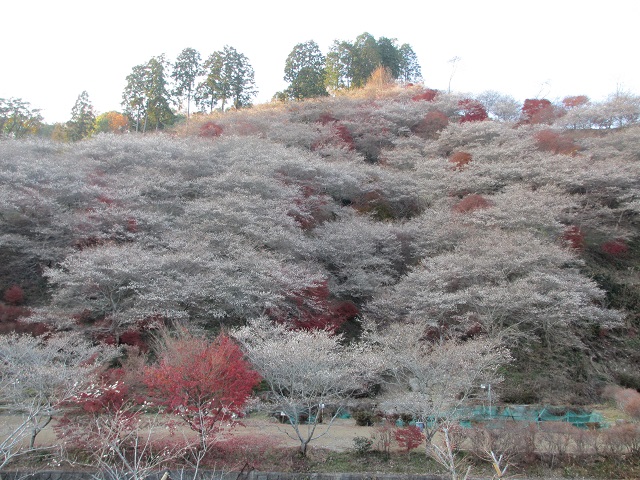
[234,317,376,455]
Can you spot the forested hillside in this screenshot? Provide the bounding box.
[1,83,639,409]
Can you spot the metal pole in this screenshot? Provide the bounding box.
[488,384,492,418]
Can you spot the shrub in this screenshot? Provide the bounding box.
[199,121,223,138]
[563,225,585,250]
[119,330,148,351]
[601,423,640,456]
[210,434,284,469]
[352,409,375,426]
[371,422,395,454]
[412,111,448,139]
[535,129,577,155]
[468,422,538,466]
[601,239,629,256]
[333,123,355,150]
[537,422,576,467]
[605,385,640,419]
[352,436,373,455]
[412,89,438,102]
[3,285,25,305]
[394,425,424,451]
[453,194,492,213]
[449,151,472,171]
[0,304,29,323]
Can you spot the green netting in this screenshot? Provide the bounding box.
[448,405,607,429]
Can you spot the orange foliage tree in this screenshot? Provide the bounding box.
[449,151,473,170]
[562,95,589,108]
[94,111,129,133]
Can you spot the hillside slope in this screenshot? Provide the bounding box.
[1,86,638,402]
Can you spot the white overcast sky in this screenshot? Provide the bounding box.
[2,0,638,123]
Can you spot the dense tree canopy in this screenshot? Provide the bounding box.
[67,91,96,141]
[0,98,43,137]
[196,46,257,112]
[171,47,201,118]
[122,56,174,132]
[325,33,422,90]
[283,40,327,100]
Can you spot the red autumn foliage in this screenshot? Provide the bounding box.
[411,89,438,102]
[458,99,488,123]
[144,334,260,442]
[453,194,492,213]
[199,121,224,138]
[394,425,424,451]
[311,117,355,151]
[449,151,473,171]
[562,95,589,108]
[275,280,359,332]
[62,368,132,415]
[521,99,556,124]
[0,303,30,323]
[601,239,629,256]
[126,217,138,233]
[563,225,585,250]
[97,195,115,206]
[54,371,143,453]
[119,330,148,351]
[0,316,49,337]
[535,129,578,155]
[3,285,25,305]
[412,111,449,139]
[333,123,355,149]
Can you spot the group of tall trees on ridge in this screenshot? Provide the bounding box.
[281,33,422,100]
[2,33,421,139]
[120,34,422,133]
[121,46,258,132]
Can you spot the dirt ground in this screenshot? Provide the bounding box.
[227,416,388,451]
[0,414,388,452]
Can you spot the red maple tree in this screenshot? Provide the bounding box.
[144,334,260,449]
[412,111,449,139]
[521,99,555,124]
[394,425,424,451]
[458,99,488,123]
